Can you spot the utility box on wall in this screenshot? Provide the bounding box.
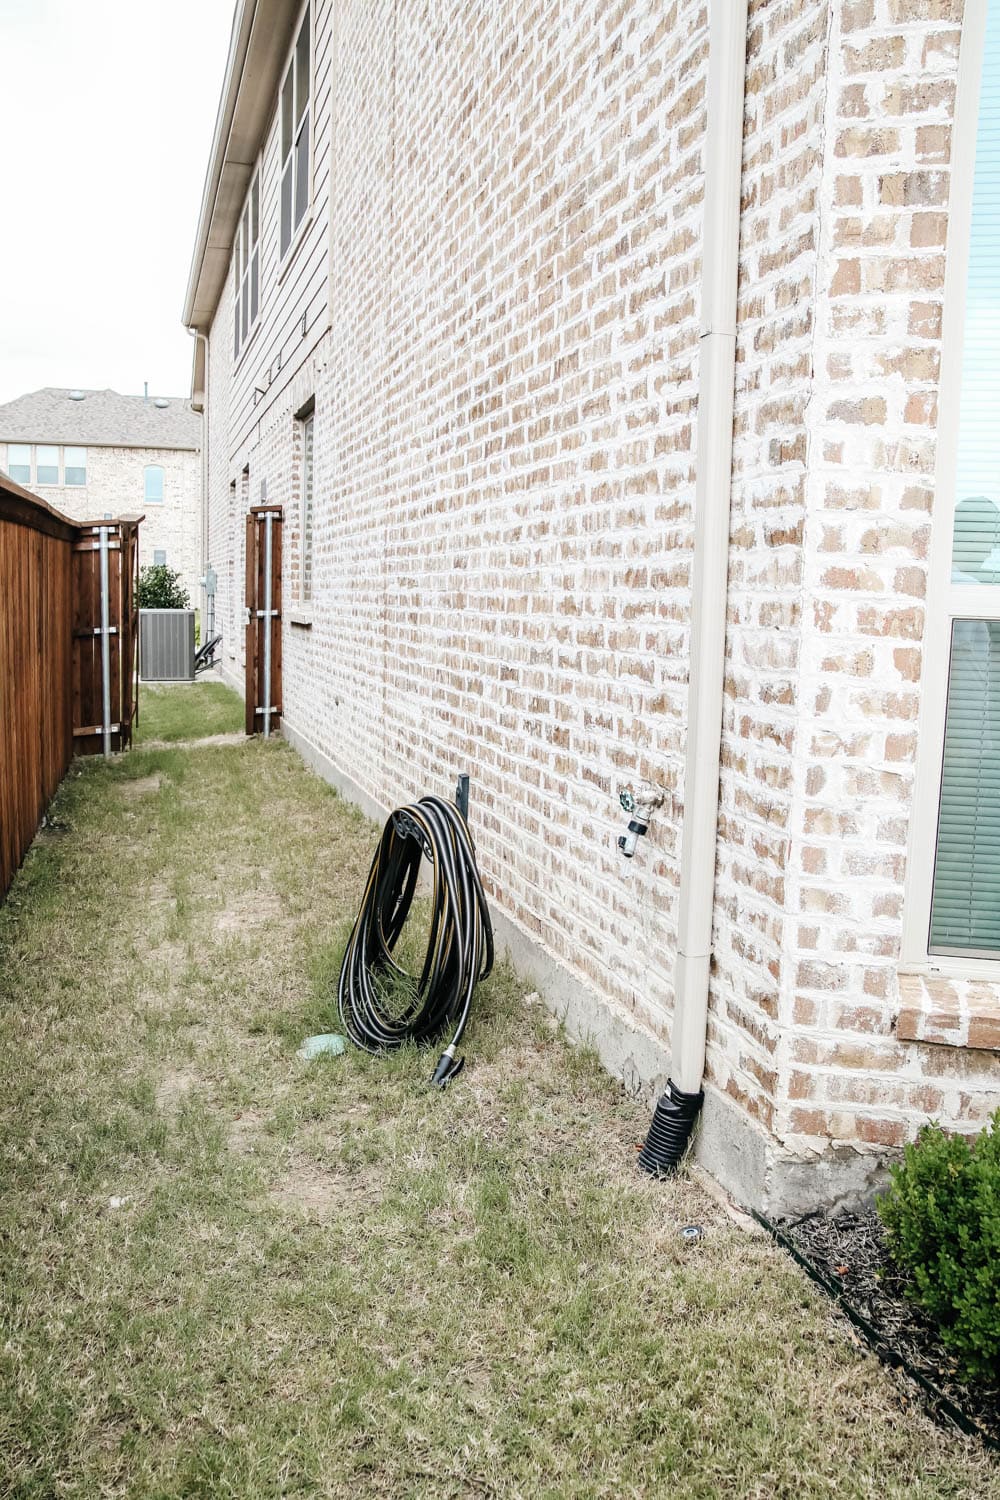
[140,609,196,682]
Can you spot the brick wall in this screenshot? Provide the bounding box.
[318,0,708,1043]
[777,0,998,1157]
[5,443,202,607]
[714,0,997,1198]
[202,0,998,1210]
[210,0,712,1048]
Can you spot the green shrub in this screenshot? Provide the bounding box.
[138,564,190,610]
[878,1110,1000,1382]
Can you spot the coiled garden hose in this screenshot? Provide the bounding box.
[337,795,494,1086]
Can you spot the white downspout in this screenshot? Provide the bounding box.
[673,0,748,1089]
[191,329,210,612]
[640,0,748,1171]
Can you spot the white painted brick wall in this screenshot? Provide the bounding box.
[201,0,998,1203]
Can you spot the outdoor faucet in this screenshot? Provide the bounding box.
[617,783,665,859]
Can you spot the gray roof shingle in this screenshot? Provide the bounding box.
[0,388,200,451]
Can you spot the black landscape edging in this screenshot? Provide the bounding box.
[752,1208,1000,1453]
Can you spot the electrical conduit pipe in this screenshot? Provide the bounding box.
[639,0,749,1175]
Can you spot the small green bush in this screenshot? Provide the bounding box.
[138,564,190,610]
[878,1110,1000,1382]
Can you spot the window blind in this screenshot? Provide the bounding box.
[930,620,1000,953]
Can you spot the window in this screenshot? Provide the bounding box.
[907,1,1000,965]
[280,4,311,258]
[227,478,238,658]
[153,549,167,566]
[234,168,260,359]
[64,446,86,486]
[7,444,30,484]
[36,445,59,485]
[301,407,314,601]
[144,465,164,504]
[5,444,87,487]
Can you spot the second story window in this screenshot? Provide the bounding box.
[7,444,30,484]
[144,465,164,505]
[5,444,87,486]
[36,445,59,485]
[64,447,86,486]
[234,169,260,360]
[280,4,311,258]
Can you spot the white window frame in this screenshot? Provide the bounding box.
[144,464,165,505]
[64,446,87,486]
[5,443,88,488]
[35,445,60,485]
[6,444,32,485]
[234,163,261,362]
[300,404,315,603]
[278,0,313,269]
[902,0,999,977]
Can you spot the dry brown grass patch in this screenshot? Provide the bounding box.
[119,773,164,800]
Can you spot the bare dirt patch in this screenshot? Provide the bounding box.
[141,733,246,751]
[228,1108,266,1155]
[215,886,283,934]
[143,879,177,911]
[155,1068,200,1111]
[120,774,163,800]
[270,1157,380,1220]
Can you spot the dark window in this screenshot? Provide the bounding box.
[280,5,311,257]
[301,409,314,602]
[234,168,260,359]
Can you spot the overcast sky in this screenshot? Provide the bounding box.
[0,0,235,405]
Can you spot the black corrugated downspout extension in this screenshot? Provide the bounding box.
[638,1081,704,1176]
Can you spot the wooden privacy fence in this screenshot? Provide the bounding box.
[245,505,283,737]
[0,473,140,900]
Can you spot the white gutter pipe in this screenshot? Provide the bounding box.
[640,0,748,1173]
[190,329,211,623]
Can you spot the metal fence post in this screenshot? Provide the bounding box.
[263,510,273,739]
[99,525,112,759]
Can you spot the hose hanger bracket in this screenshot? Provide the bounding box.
[391,808,433,861]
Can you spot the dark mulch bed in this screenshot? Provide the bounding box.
[774,1208,999,1449]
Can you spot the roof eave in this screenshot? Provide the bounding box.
[182,0,301,333]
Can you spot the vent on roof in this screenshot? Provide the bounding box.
[153,398,169,409]
[68,390,85,400]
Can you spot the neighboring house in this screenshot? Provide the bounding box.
[0,388,201,606]
[184,0,999,1213]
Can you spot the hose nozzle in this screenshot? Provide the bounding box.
[430,1048,465,1089]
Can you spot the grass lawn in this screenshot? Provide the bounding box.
[135,679,245,745]
[1,684,997,1498]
